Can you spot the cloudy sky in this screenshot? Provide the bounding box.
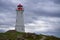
[0,0,60,37]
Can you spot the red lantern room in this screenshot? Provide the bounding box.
[17,4,23,11]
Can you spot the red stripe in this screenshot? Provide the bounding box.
[18,8,23,10]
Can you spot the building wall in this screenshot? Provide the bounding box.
[15,10,25,32]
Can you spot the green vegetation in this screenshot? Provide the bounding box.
[45,36,60,40]
[0,30,60,40]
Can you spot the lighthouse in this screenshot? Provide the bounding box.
[15,4,25,32]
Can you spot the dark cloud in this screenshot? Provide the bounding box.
[24,0,60,17]
[33,10,60,17]
[52,0,60,4]
[0,0,15,13]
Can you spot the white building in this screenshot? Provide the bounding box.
[15,4,25,32]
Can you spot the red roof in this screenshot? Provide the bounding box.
[17,4,23,7]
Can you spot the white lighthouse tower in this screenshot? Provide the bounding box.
[15,4,25,32]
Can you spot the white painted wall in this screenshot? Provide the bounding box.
[15,10,25,32]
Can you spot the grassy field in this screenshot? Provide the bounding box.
[0,30,60,40]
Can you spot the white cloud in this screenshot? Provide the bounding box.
[25,16,60,33]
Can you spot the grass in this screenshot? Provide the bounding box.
[0,30,60,40]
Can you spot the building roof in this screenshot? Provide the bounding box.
[17,4,23,7]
